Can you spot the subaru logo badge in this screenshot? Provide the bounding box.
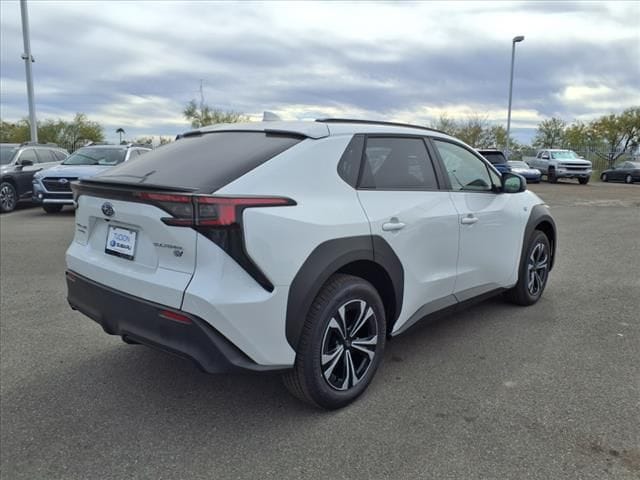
[59,178,69,184]
[102,202,115,217]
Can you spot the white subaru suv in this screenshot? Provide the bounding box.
[65,119,556,409]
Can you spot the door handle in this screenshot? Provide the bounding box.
[382,220,406,232]
[461,215,479,225]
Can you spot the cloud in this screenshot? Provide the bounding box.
[1,0,638,143]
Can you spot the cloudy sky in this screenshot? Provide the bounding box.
[1,1,638,143]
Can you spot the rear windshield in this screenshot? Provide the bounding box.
[479,151,507,164]
[91,131,303,192]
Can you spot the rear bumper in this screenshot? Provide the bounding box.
[66,270,287,374]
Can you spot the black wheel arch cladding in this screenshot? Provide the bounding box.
[285,235,403,351]
[523,204,557,270]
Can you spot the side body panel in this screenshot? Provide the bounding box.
[357,190,460,334]
[449,191,530,296]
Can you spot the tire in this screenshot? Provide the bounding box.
[578,176,590,185]
[283,274,386,409]
[548,169,557,183]
[43,204,63,214]
[625,175,633,184]
[601,173,608,182]
[504,230,551,306]
[0,182,18,213]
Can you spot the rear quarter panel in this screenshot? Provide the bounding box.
[216,135,371,287]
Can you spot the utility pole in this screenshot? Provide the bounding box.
[20,0,38,143]
[506,35,525,159]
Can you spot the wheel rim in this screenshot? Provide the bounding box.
[321,299,378,391]
[626,175,632,184]
[602,174,607,181]
[0,185,16,211]
[527,242,549,296]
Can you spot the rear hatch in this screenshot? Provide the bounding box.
[68,189,197,308]
[66,131,304,309]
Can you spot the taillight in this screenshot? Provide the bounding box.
[134,192,295,227]
[136,192,194,225]
[135,192,296,292]
[195,196,293,226]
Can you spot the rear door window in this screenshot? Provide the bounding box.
[53,151,68,161]
[359,137,438,190]
[36,149,57,163]
[93,132,303,192]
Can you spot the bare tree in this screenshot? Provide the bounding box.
[183,100,248,128]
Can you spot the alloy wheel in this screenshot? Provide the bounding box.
[321,299,378,391]
[527,242,549,296]
[626,175,632,184]
[0,184,16,212]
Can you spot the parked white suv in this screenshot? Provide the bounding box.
[65,119,556,409]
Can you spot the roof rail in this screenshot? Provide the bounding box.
[20,141,58,147]
[315,118,448,136]
[126,143,152,148]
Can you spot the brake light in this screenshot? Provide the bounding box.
[134,192,295,227]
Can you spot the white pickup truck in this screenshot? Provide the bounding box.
[524,149,592,184]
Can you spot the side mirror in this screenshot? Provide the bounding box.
[18,159,34,167]
[503,173,527,193]
[541,154,549,160]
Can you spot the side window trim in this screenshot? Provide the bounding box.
[356,134,442,192]
[424,137,452,190]
[428,137,500,194]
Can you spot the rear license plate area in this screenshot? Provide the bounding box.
[105,225,138,260]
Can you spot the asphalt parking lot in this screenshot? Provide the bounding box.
[1,182,639,480]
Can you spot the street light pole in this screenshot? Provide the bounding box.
[506,35,524,159]
[20,0,38,143]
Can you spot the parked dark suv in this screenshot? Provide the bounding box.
[0,143,69,213]
[477,149,512,175]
